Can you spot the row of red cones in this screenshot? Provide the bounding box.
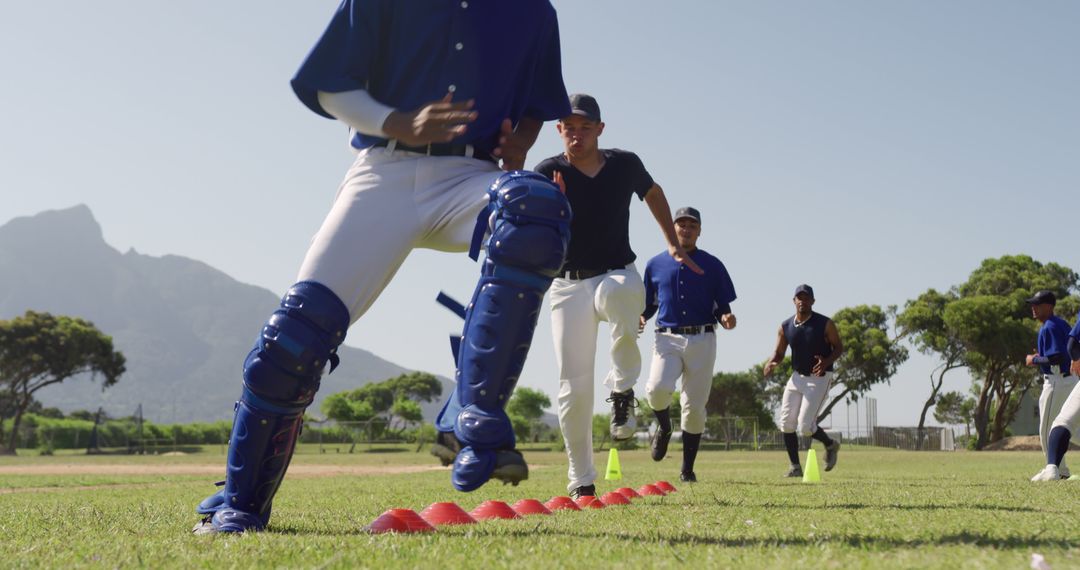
[367,481,677,534]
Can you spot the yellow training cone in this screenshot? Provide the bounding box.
[605,448,622,480]
[803,449,821,483]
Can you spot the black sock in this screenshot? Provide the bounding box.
[654,407,672,433]
[682,431,701,473]
[1049,426,1071,466]
[811,427,834,447]
[783,432,800,466]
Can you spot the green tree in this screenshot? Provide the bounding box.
[817,305,909,423]
[0,311,126,454]
[506,387,552,442]
[707,371,776,430]
[390,398,423,431]
[896,289,967,449]
[934,390,975,431]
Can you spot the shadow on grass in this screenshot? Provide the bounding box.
[707,497,1043,513]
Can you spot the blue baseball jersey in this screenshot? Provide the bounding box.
[1038,315,1073,375]
[291,0,572,154]
[641,249,736,328]
[1070,311,1080,342]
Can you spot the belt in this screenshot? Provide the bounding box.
[656,325,715,335]
[372,139,496,164]
[560,266,623,280]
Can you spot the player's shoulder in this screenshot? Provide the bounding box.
[645,250,672,269]
[533,154,568,176]
[693,249,724,267]
[603,148,644,164]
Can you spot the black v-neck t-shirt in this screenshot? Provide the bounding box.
[534,149,654,271]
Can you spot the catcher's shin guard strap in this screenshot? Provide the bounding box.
[451,446,497,492]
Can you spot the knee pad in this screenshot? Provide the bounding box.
[454,403,514,450]
[242,281,350,408]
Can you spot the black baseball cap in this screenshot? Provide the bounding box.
[794,284,815,298]
[568,93,601,122]
[1026,290,1057,306]
[674,207,701,223]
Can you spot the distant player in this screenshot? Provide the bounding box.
[640,207,736,483]
[193,0,571,533]
[763,285,843,477]
[534,94,702,499]
[1025,291,1078,481]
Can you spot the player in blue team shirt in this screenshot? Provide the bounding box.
[640,207,737,482]
[193,0,572,533]
[1025,291,1080,481]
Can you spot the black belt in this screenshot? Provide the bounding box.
[372,140,496,164]
[656,325,715,335]
[560,266,624,280]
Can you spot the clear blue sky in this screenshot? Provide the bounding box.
[2,1,1078,428]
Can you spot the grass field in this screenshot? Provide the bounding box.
[1,444,1077,569]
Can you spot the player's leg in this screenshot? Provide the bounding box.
[645,333,684,461]
[1043,374,1078,477]
[551,277,601,494]
[423,170,571,492]
[195,150,421,533]
[677,333,717,482]
[595,265,646,440]
[1034,379,1080,481]
[779,374,804,476]
[798,372,839,470]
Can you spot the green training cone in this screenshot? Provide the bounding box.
[605,448,622,480]
[803,448,821,483]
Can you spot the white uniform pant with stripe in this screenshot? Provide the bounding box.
[644,330,717,434]
[295,147,500,322]
[779,372,833,435]
[550,265,645,490]
[1039,373,1077,473]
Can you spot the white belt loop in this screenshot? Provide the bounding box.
[386,139,398,153]
[465,144,475,158]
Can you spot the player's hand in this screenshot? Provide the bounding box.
[493,118,529,171]
[1071,359,1080,378]
[638,315,647,333]
[720,313,736,330]
[551,170,566,194]
[763,361,777,377]
[1025,352,1037,366]
[812,356,828,376]
[670,245,704,275]
[383,93,477,146]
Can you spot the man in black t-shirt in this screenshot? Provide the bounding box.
[534,93,702,499]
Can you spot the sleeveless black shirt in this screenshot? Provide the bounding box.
[782,312,835,376]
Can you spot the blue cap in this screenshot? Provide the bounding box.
[794,284,814,298]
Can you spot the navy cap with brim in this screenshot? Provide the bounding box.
[794,284,815,298]
[1025,290,1056,305]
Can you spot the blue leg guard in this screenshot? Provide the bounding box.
[449,171,571,492]
[195,281,349,533]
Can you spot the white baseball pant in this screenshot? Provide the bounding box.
[1039,372,1077,473]
[550,264,645,490]
[295,147,500,322]
[645,330,717,434]
[779,372,833,436]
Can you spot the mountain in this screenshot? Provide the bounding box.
[0,205,453,423]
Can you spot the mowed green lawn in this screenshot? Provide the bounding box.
[1,444,1077,569]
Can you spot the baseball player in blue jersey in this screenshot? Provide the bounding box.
[640,207,736,483]
[193,0,571,534]
[533,94,702,499]
[1023,291,1079,481]
[763,285,844,477]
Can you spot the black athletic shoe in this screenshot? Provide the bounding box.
[606,389,637,441]
[491,449,528,486]
[651,428,672,462]
[679,471,697,483]
[784,464,803,478]
[824,441,840,472]
[569,484,596,500]
[431,431,462,467]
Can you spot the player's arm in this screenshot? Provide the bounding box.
[763,326,788,376]
[318,90,478,146]
[712,261,737,330]
[1069,336,1080,377]
[812,319,845,376]
[493,117,544,171]
[643,184,704,275]
[640,265,658,333]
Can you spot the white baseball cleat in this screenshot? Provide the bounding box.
[1030,464,1061,482]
